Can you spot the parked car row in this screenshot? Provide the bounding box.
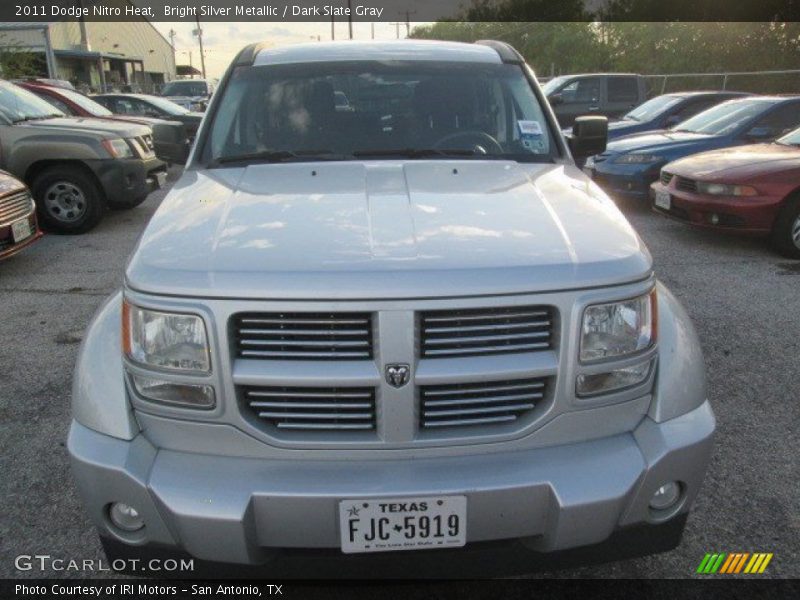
[582,94,800,258]
[0,79,207,250]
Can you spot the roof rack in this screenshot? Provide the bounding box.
[474,40,524,64]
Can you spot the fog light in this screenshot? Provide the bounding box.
[710,213,720,225]
[130,373,216,409]
[109,502,144,532]
[649,482,681,511]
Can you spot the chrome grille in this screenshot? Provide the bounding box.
[660,171,674,186]
[243,386,376,430]
[420,306,553,358]
[675,176,697,193]
[420,378,547,428]
[0,191,34,227]
[232,312,373,360]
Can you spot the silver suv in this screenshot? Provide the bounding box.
[69,41,714,573]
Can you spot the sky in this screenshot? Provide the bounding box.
[153,22,423,80]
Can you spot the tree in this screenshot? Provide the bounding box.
[0,34,45,79]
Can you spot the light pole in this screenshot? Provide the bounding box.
[194,16,206,79]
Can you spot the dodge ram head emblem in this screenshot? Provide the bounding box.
[385,364,411,388]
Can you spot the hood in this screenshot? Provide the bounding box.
[126,161,652,299]
[666,143,800,179]
[103,114,165,127]
[21,116,149,138]
[605,130,715,155]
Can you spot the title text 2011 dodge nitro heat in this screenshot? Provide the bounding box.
[68,41,715,573]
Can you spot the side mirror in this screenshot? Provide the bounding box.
[568,115,608,159]
[152,121,190,165]
[549,93,564,106]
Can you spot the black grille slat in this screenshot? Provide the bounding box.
[660,171,674,186]
[243,385,376,430]
[420,306,554,358]
[420,378,547,429]
[675,176,697,193]
[233,312,373,361]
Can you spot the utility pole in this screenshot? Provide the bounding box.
[168,29,176,52]
[391,22,401,39]
[194,16,206,78]
[400,10,416,37]
[347,0,353,40]
[331,15,335,40]
[371,23,375,40]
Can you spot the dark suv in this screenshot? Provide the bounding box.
[0,80,167,234]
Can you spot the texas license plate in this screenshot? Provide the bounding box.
[339,495,467,554]
[11,218,32,243]
[655,189,671,210]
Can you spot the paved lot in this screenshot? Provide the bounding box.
[0,170,797,579]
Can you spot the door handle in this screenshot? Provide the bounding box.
[588,106,600,111]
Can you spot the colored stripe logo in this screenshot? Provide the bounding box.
[697,552,773,574]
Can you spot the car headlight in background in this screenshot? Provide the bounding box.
[102,138,134,159]
[577,290,657,396]
[122,301,210,372]
[612,153,661,164]
[696,182,758,196]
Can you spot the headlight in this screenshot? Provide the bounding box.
[122,301,210,373]
[580,290,657,363]
[102,138,134,159]
[576,359,654,396]
[129,374,215,409]
[613,154,661,164]
[696,182,758,196]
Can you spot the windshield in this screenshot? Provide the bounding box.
[161,80,208,97]
[54,87,113,116]
[777,127,800,146]
[672,99,774,136]
[624,95,681,122]
[0,80,65,122]
[204,61,555,164]
[142,95,189,115]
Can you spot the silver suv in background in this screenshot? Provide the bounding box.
[68,41,714,575]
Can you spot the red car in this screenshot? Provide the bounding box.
[650,127,800,258]
[0,170,42,260]
[17,81,163,129]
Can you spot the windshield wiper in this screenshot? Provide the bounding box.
[353,148,478,159]
[209,149,347,166]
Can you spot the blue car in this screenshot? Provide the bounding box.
[586,96,800,200]
[606,91,749,140]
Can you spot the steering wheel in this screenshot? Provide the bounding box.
[433,131,504,155]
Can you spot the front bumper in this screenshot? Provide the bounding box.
[0,211,42,260]
[587,161,662,200]
[87,156,167,206]
[68,400,715,567]
[649,181,780,234]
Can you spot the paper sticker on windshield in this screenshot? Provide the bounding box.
[518,120,543,135]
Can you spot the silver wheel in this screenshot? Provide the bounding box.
[43,181,88,223]
[792,214,800,250]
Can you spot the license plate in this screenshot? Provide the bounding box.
[152,171,167,188]
[655,189,671,210]
[339,495,467,554]
[11,218,32,243]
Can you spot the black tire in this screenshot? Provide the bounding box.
[770,194,800,259]
[108,194,147,211]
[31,166,105,234]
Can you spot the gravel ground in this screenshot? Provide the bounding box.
[0,171,797,580]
